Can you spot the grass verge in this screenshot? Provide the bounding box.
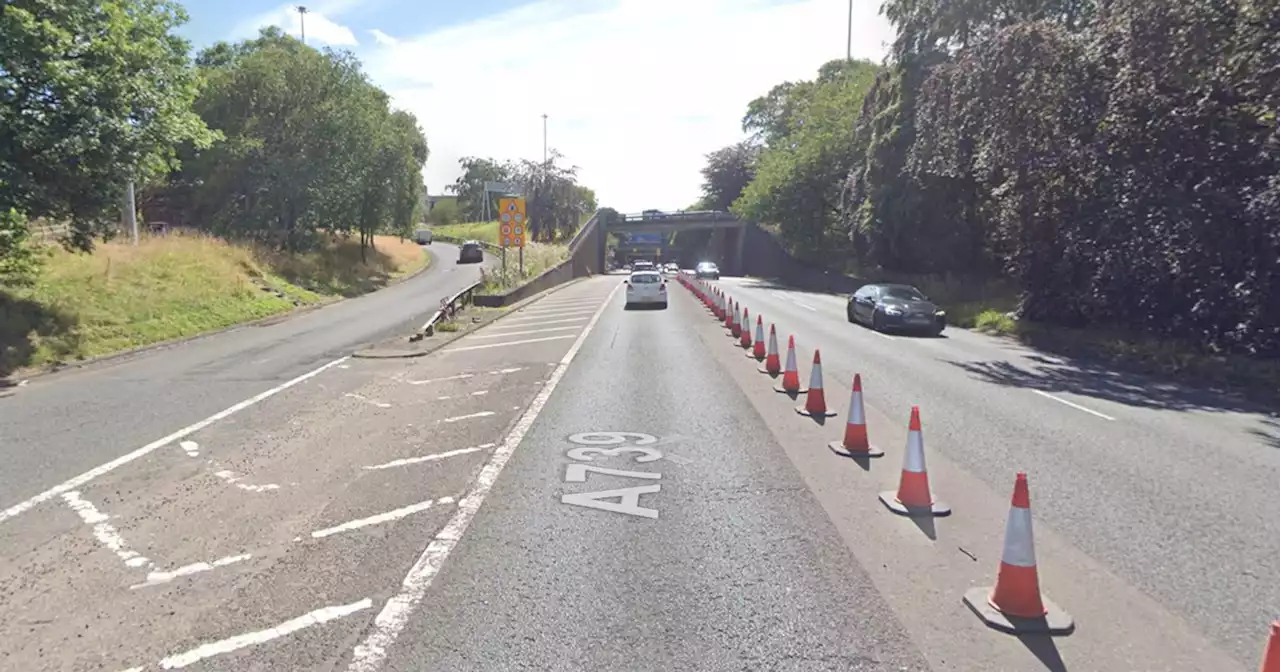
[428,219,585,247]
[1,232,428,377]
[477,242,569,293]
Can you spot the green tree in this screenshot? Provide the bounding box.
[448,157,511,221]
[698,142,758,212]
[0,0,214,251]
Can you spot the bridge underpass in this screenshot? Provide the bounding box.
[600,211,746,274]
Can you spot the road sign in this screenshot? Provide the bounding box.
[498,198,527,248]
[629,232,662,245]
[484,181,522,195]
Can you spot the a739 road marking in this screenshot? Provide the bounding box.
[560,432,664,519]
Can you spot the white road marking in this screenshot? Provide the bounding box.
[0,356,349,526]
[440,411,496,423]
[443,334,578,352]
[310,497,455,539]
[502,312,594,323]
[361,445,494,471]
[179,441,199,457]
[404,373,473,385]
[346,281,622,672]
[471,390,488,396]
[130,553,252,590]
[158,598,373,669]
[61,491,151,569]
[491,367,524,374]
[345,393,391,408]
[1032,390,1116,421]
[869,330,895,340]
[213,470,281,493]
[119,667,144,672]
[520,302,598,311]
[470,326,581,339]
[486,317,588,329]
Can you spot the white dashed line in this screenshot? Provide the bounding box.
[440,411,496,423]
[131,553,252,590]
[470,326,581,339]
[310,497,455,539]
[345,393,391,408]
[1,356,349,526]
[179,441,199,457]
[158,598,372,669]
[403,373,473,385]
[1032,390,1116,420]
[213,470,281,493]
[345,281,622,672]
[444,335,578,352]
[61,491,151,569]
[361,445,494,471]
[485,317,588,329]
[502,312,594,323]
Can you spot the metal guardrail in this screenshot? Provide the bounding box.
[412,280,482,340]
[430,234,503,254]
[618,210,737,223]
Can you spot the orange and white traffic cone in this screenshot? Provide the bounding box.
[739,308,753,348]
[829,374,884,457]
[1259,622,1280,672]
[748,316,766,359]
[964,473,1074,635]
[730,303,743,337]
[724,298,735,328]
[878,406,950,516]
[773,336,808,394]
[796,350,837,417]
[758,324,781,374]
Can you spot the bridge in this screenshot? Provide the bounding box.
[599,210,747,273]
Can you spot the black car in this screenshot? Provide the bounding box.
[458,240,484,264]
[847,283,946,336]
[695,262,720,280]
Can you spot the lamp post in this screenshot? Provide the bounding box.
[297,6,308,43]
[846,0,852,60]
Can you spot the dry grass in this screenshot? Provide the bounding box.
[1,232,427,375]
[429,221,501,245]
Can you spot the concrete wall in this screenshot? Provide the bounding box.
[474,211,604,307]
[738,222,861,295]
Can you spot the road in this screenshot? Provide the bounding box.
[0,269,1272,671]
[0,242,486,520]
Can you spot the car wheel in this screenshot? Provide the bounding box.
[660,302,668,310]
[931,326,945,337]
[846,304,856,323]
[624,303,633,310]
[871,311,883,332]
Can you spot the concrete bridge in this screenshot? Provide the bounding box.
[599,210,747,274]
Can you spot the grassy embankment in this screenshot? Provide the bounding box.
[871,270,1280,393]
[1,233,428,377]
[429,220,570,293]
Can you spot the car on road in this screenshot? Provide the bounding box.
[457,240,484,264]
[414,228,433,245]
[695,262,720,280]
[847,283,946,336]
[631,260,656,273]
[663,263,679,274]
[624,271,667,309]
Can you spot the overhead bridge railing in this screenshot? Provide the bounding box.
[618,210,739,223]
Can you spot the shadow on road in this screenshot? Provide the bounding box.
[0,292,81,380]
[1018,633,1069,671]
[1248,417,1280,449]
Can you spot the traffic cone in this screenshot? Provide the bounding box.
[964,473,1074,635]
[730,303,742,337]
[1259,622,1280,672]
[758,324,781,374]
[878,406,950,516]
[724,298,734,328]
[796,350,837,417]
[829,375,884,457]
[749,316,766,359]
[773,336,808,393]
[739,308,753,348]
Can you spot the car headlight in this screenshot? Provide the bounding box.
[935,310,946,317]
[882,305,903,316]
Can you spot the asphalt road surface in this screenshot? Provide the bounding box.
[0,269,1271,671]
[0,242,486,515]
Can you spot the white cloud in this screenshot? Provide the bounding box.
[231,3,359,46]
[365,0,895,212]
[368,29,398,45]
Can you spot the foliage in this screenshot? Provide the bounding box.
[697,142,758,212]
[0,0,215,252]
[448,157,511,221]
[715,0,1279,358]
[160,28,428,255]
[447,151,596,243]
[427,198,462,226]
[0,209,41,284]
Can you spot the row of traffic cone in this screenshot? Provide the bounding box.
[677,275,1279,658]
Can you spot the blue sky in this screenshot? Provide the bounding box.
[174,0,895,212]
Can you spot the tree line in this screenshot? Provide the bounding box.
[700,0,1278,358]
[2,0,430,276]
[438,155,597,243]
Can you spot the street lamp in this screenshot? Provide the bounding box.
[542,113,548,168]
[846,0,852,60]
[296,6,308,44]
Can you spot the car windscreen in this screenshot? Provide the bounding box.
[629,273,662,284]
[881,286,926,301]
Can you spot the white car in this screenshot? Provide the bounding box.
[624,271,667,309]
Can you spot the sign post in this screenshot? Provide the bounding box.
[498,197,528,276]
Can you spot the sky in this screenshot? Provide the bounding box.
[177,0,895,213]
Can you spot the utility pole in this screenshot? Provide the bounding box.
[542,113,548,168]
[124,181,138,245]
[846,0,853,60]
[297,6,308,44]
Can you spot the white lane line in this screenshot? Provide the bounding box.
[869,330,895,340]
[1,356,349,526]
[444,334,578,352]
[310,497,455,539]
[490,367,524,374]
[485,317,588,329]
[470,326,581,339]
[61,491,151,569]
[213,470,281,493]
[179,440,199,457]
[403,373,473,385]
[158,598,373,669]
[343,394,391,409]
[361,444,495,471]
[131,553,252,590]
[502,311,594,322]
[440,411,495,423]
[520,301,599,311]
[346,281,622,672]
[119,667,145,672]
[471,390,487,396]
[1032,390,1116,421]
